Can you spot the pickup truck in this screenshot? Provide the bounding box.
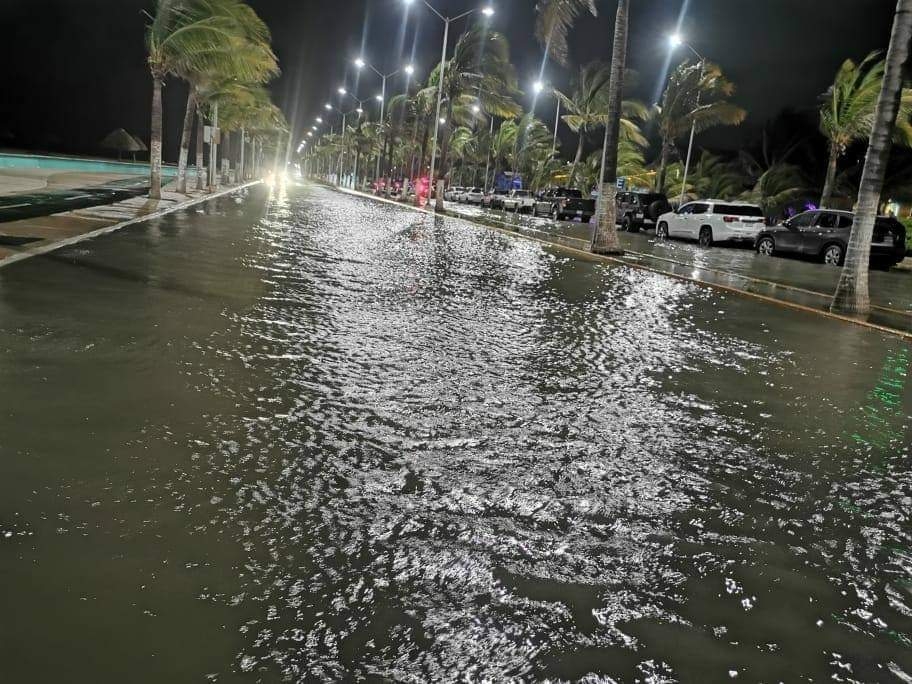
[501,189,536,213]
[534,188,596,222]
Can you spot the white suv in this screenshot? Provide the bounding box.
[656,200,766,247]
[501,189,535,213]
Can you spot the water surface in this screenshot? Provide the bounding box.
[1,184,910,681]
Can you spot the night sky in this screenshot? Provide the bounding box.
[0,0,900,161]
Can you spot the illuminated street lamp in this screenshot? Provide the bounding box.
[668,33,706,206]
[531,78,560,155]
[403,0,495,208]
[354,56,416,182]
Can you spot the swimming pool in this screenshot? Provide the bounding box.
[0,152,176,175]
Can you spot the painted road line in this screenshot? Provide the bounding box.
[0,202,33,209]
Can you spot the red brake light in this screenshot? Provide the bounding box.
[723,216,738,223]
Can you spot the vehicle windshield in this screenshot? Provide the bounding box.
[716,204,764,217]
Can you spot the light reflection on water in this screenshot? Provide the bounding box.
[0,184,910,682]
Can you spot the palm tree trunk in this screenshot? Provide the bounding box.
[591,0,628,255]
[439,101,455,179]
[149,75,164,200]
[832,0,912,315]
[820,140,840,208]
[195,107,205,191]
[570,131,585,186]
[176,89,195,194]
[655,141,671,193]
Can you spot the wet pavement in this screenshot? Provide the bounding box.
[0,176,167,226]
[443,200,912,330]
[1,183,910,682]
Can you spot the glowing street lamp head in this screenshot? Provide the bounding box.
[375,94,384,102]
[404,64,415,75]
[533,80,545,94]
[357,107,364,114]
[316,117,323,123]
[307,131,313,137]
[439,117,446,125]
[311,125,317,131]
[338,87,347,95]
[669,33,684,48]
[472,104,481,114]
[325,103,332,110]
[354,58,366,69]
[481,6,494,17]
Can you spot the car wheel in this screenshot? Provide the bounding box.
[699,226,714,247]
[551,208,560,221]
[657,222,669,239]
[822,243,845,266]
[756,237,775,256]
[620,217,632,232]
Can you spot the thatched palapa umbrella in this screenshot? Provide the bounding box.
[100,128,144,161]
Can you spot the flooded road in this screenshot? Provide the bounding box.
[1,183,910,682]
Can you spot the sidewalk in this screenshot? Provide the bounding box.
[0,181,260,268]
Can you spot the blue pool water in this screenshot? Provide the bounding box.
[0,152,176,176]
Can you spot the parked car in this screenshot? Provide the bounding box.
[755,210,907,268]
[464,187,485,204]
[483,188,509,209]
[616,192,672,232]
[444,186,464,201]
[501,189,535,213]
[534,188,596,221]
[656,200,767,246]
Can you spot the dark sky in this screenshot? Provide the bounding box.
[0,0,900,161]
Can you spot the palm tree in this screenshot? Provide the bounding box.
[146,0,252,199]
[534,0,598,66]
[832,0,912,315]
[590,0,628,255]
[418,28,521,178]
[173,0,278,193]
[555,62,648,189]
[654,60,746,194]
[819,52,912,207]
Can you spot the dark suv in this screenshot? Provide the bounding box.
[616,192,672,232]
[755,210,907,268]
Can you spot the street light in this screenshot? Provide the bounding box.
[532,78,561,156]
[316,117,323,123]
[354,56,416,183]
[668,33,706,207]
[403,0,495,209]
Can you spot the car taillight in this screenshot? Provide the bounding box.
[723,216,738,223]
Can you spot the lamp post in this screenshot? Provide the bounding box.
[403,0,494,209]
[533,80,561,157]
[337,87,372,187]
[669,33,706,208]
[326,100,360,186]
[354,58,415,187]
